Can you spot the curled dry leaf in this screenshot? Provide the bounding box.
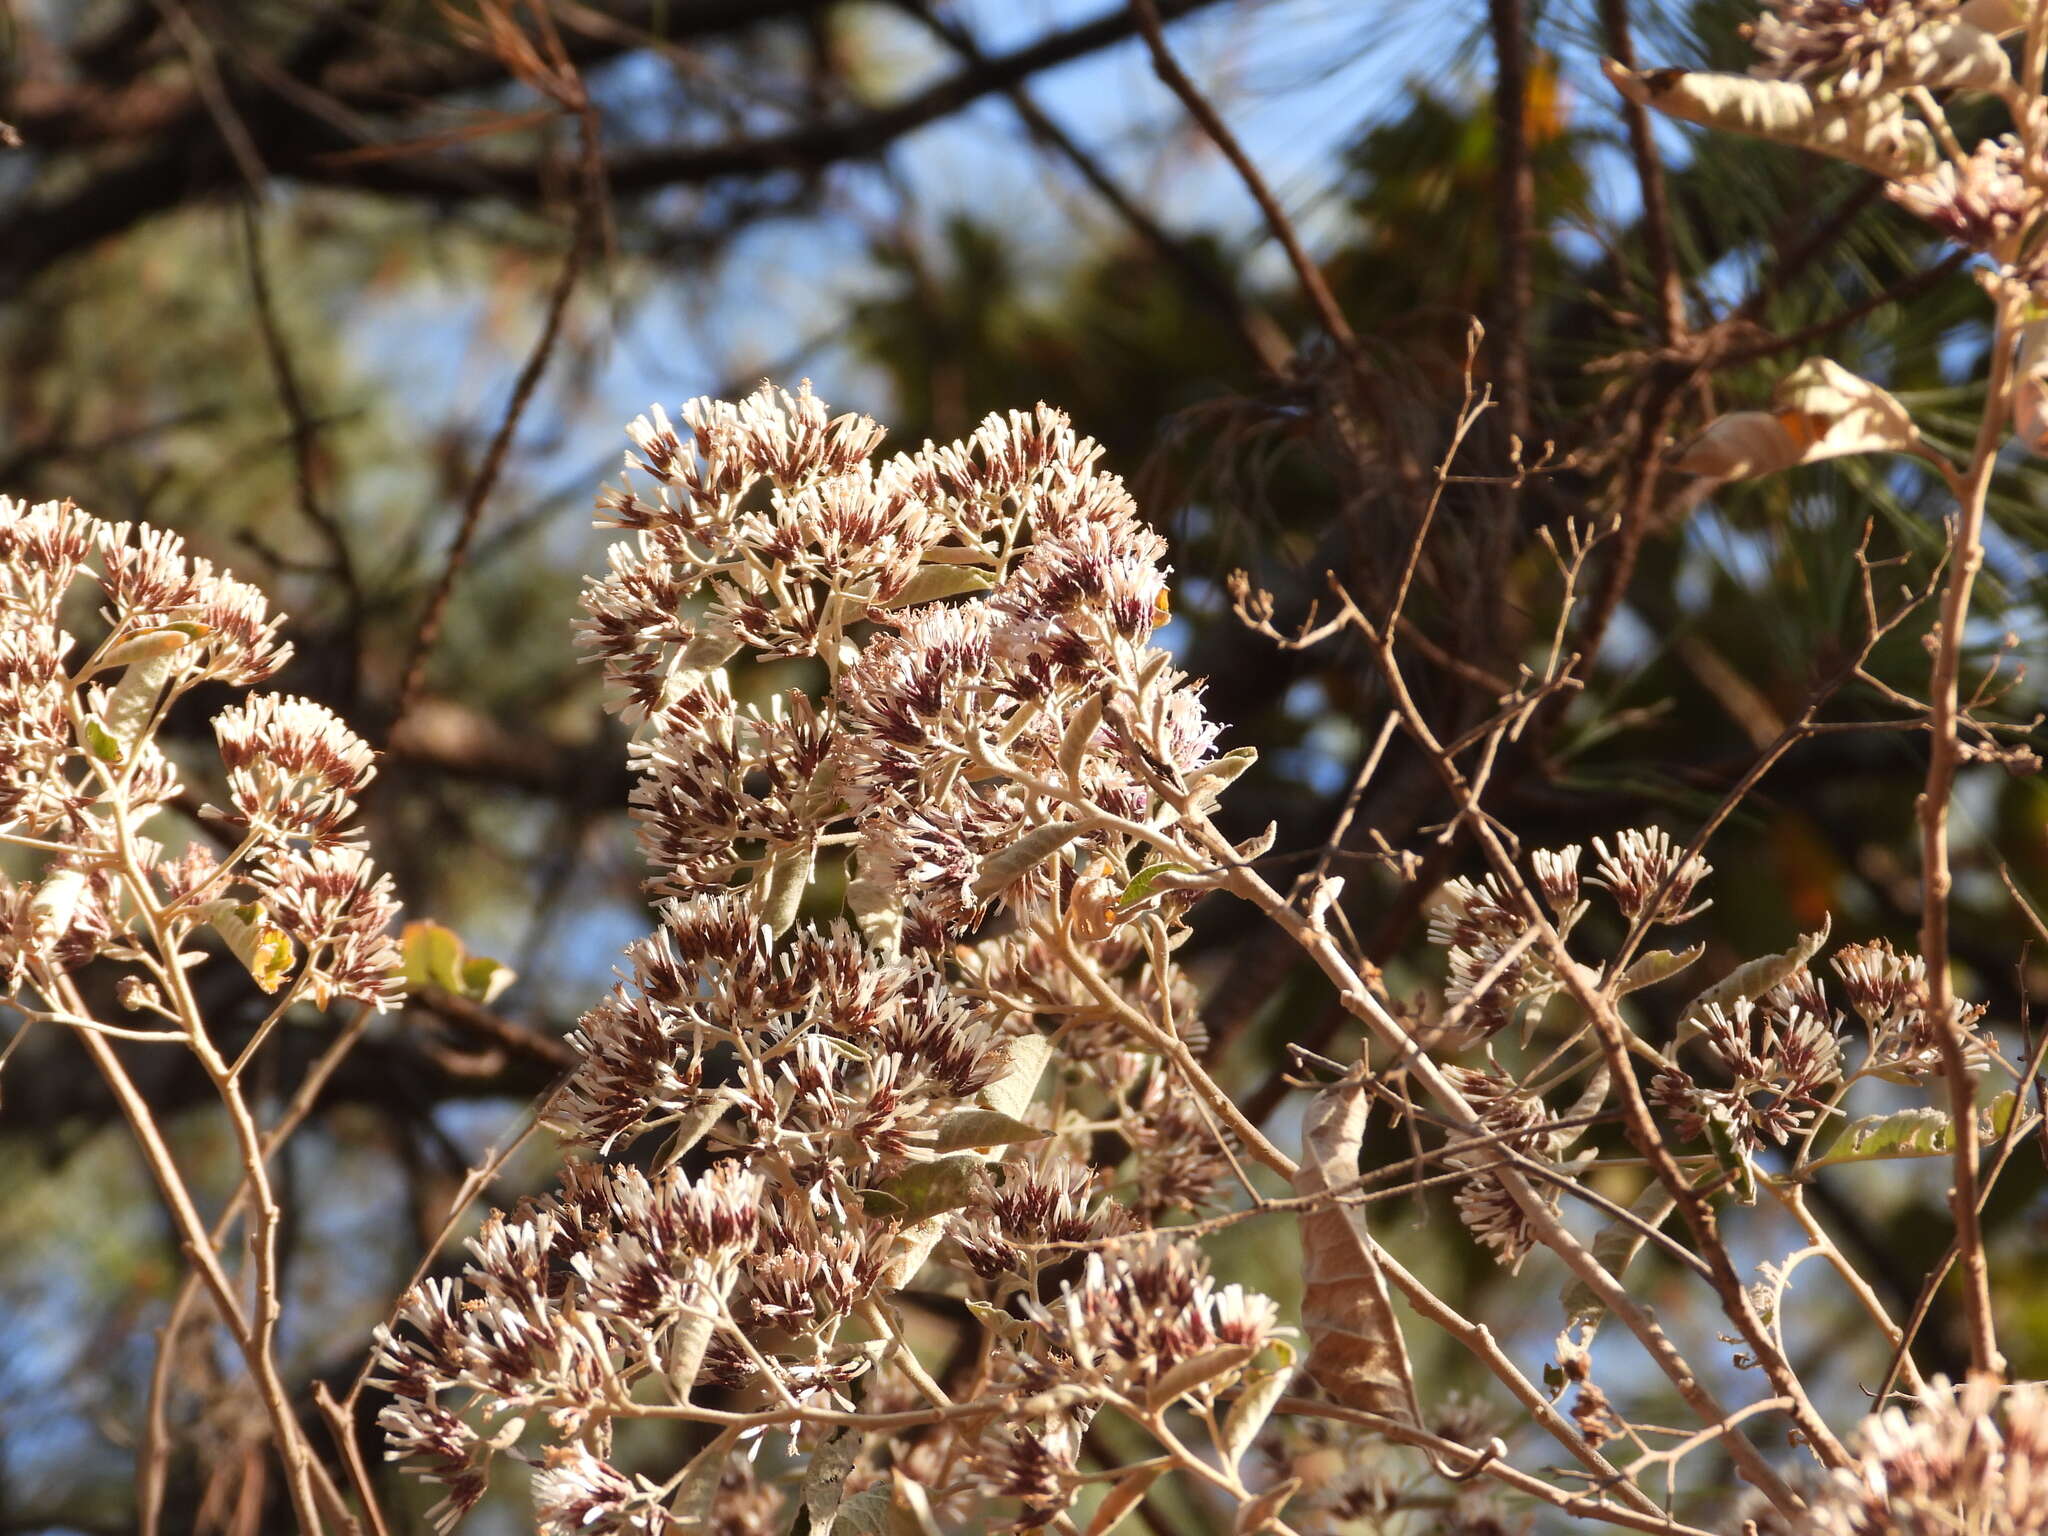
[1674,359,1920,479]
[1602,61,1938,178]
[1291,1076,1419,1422]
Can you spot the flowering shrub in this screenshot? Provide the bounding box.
[359,351,2025,1532]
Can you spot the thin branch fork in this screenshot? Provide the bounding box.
[1322,601,1853,1474]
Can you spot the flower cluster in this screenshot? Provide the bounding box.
[1018,1235,1281,1402]
[1441,1064,1568,1270]
[1833,937,1991,1080]
[1889,134,2033,253]
[1794,1374,2048,1535]
[376,387,1278,1531]
[1427,868,1566,1040]
[1746,0,1958,96]
[0,495,400,1012]
[1652,993,1844,1154]
[1589,828,1711,925]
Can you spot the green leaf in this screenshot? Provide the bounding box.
[1706,1108,1757,1205]
[82,717,123,764]
[1118,862,1195,908]
[861,1155,984,1221]
[1804,1095,2016,1174]
[1615,944,1704,997]
[884,563,995,608]
[927,1109,1049,1154]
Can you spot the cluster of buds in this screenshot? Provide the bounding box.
[374,387,1282,1531]
[0,496,401,1020]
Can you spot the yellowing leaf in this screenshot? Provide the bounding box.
[1672,412,1805,479]
[400,920,464,993]
[214,901,295,994]
[399,919,517,1003]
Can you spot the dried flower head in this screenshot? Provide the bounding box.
[0,495,399,1015]
[1532,842,1583,914]
[1428,872,1563,1037]
[1020,1235,1282,1402]
[1831,937,1991,1079]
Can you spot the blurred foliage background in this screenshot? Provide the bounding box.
[5,0,2048,1530]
